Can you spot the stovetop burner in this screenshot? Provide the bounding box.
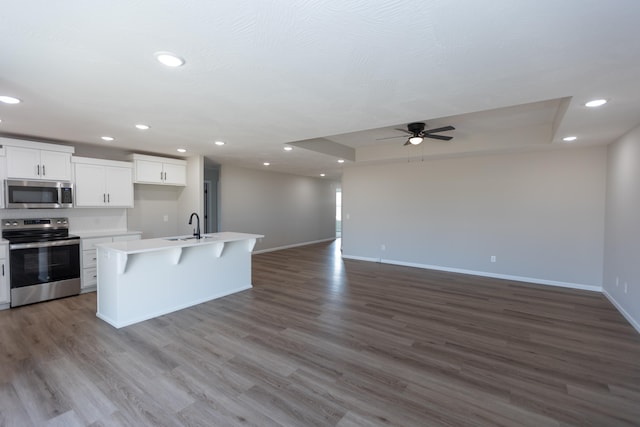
[2,217,79,243]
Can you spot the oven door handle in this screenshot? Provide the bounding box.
[9,240,80,250]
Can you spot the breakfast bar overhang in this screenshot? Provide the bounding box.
[95,232,263,328]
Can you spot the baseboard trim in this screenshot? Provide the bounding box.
[603,290,640,334]
[341,254,602,292]
[254,238,336,254]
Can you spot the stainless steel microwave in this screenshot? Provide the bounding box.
[5,179,73,208]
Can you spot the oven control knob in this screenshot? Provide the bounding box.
[12,222,18,226]
[4,222,10,226]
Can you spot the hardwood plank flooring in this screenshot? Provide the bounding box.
[1,239,639,426]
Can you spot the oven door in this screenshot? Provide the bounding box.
[9,239,80,306]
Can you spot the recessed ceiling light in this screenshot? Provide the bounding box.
[0,95,21,104]
[283,146,293,151]
[585,99,607,107]
[263,162,270,166]
[214,141,225,146]
[320,173,325,177]
[154,52,185,67]
[101,136,114,141]
[562,136,577,142]
[337,159,345,163]
[135,124,150,130]
[177,148,187,153]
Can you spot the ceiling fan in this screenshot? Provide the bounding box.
[379,122,455,145]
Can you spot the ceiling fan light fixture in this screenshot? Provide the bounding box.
[409,136,423,145]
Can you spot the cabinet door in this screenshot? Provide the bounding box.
[0,244,8,304]
[105,166,133,207]
[40,150,72,181]
[74,163,106,206]
[6,146,40,179]
[135,160,164,184]
[162,162,187,185]
[0,261,7,304]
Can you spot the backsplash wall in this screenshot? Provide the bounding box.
[0,208,128,233]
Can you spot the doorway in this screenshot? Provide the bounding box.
[336,189,342,237]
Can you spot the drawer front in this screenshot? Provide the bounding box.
[0,244,7,259]
[83,250,98,268]
[83,267,97,288]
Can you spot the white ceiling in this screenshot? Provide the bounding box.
[1,1,640,179]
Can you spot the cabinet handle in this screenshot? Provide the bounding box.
[103,193,106,203]
[37,164,40,176]
[2,264,4,276]
[161,171,163,181]
[107,193,110,203]
[42,165,46,176]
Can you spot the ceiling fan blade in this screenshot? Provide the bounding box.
[425,134,453,141]
[403,139,411,146]
[394,128,413,135]
[424,125,455,134]
[376,135,406,140]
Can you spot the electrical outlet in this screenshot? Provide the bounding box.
[490,256,496,263]
[624,282,628,294]
[381,244,386,251]
[163,215,169,222]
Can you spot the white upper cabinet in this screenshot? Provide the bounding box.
[72,157,134,208]
[5,141,73,181]
[129,154,187,186]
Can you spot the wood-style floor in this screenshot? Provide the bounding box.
[1,239,639,426]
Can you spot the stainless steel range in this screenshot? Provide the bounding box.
[2,218,80,307]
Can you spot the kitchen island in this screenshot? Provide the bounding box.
[95,232,263,328]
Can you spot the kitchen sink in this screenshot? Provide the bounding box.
[165,236,198,241]
[165,235,217,242]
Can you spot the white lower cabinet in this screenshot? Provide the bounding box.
[0,244,9,306]
[81,233,141,291]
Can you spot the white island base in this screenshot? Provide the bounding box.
[96,232,263,328]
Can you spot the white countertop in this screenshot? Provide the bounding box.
[73,230,143,239]
[96,232,263,255]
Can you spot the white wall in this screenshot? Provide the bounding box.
[219,165,337,251]
[126,185,183,238]
[177,155,204,236]
[603,124,640,330]
[0,208,128,233]
[342,146,607,288]
[204,165,219,233]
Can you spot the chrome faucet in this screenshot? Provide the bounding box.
[188,212,201,239]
